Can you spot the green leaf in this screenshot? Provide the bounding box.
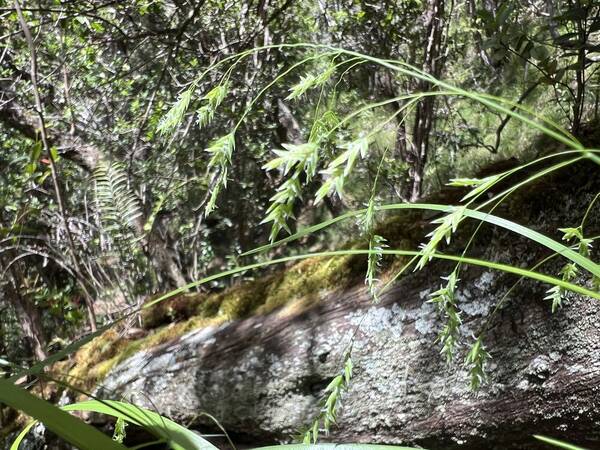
[36,169,52,185]
[1,380,126,450]
[253,445,423,450]
[495,3,514,26]
[533,435,588,450]
[30,141,42,164]
[50,146,59,161]
[12,400,218,450]
[243,202,600,281]
[448,175,501,201]
[25,162,37,175]
[530,45,549,62]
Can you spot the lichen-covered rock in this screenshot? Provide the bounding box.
[99,266,600,449]
[99,162,600,449]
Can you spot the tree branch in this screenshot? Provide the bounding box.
[14,0,97,331]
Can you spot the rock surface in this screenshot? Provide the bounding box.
[98,163,600,449]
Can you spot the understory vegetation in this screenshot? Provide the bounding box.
[1,1,600,449]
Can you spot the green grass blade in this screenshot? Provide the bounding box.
[9,321,120,381]
[12,400,217,450]
[184,42,582,150]
[150,248,600,303]
[379,249,600,299]
[65,400,217,450]
[187,43,592,153]
[10,420,37,450]
[477,92,580,145]
[469,92,581,149]
[314,45,582,149]
[533,435,588,450]
[241,210,358,256]
[243,202,600,279]
[253,445,423,450]
[455,207,600,278]
[0,379,126,450]
[477,156,585,210]
[586,151,600,166]
[12,239,599,389]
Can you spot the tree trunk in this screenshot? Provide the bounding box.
[9,294,47,362]
[3,266,47,362]
[572,2,588,134]
[404,0,445,202]
[145,226,188,289]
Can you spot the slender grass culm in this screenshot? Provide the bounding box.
[5,43,599,450]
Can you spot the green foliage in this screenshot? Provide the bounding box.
[112,417,127,443]
[546,223,597,312]
[316,136,370,203]
[303,356,353,444]
[157,87,195,136]
[464,337,490,390]
[264,142,320,177]
[197,83,229,128]
[3,2,600,447]
[416,206,466,270]
[93,161,142,241]
[11,400,217,450]
[448,175,502,202]
[262,142,320,240]
[0,379,126,450]
[429,271,461,362]
[287,64,336,100]
[205,133,236,216]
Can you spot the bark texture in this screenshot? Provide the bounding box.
[98,162,600,449]
[4,282,47,362]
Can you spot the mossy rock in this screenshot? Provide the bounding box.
[53,329,127,391]
[59,196,445,391]
[142,292,207,328]
[259,253,364,313]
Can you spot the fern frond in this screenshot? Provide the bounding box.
[93,162,142,245]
